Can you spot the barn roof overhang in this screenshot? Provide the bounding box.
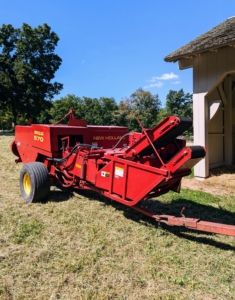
[164,16,235,63]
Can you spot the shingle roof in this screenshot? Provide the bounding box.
[165,16,235,62]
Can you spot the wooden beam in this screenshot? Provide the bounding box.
[218,83,227,106]
[178,57,193,70]
[223,75,233,166]
[208,100,221,120]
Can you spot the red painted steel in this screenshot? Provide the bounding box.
[11,109,235,237]
[132,206,235,237]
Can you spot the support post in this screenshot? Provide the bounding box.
[224,76,233,166]
[193,93,209,178]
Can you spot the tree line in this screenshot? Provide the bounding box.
[0,23,193,134]
[1,88,192,134]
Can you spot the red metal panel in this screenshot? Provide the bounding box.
[72,157,84,178]
[86,160,97,184]
[31,125,51,151]
[15,125,32,145]
[14,126,38,163]
[95,157,167,206]
[49,126,89,152]
[88,126,128,149]
[30,124,129,153]
[16,145,38,164]
[68,119,87,127]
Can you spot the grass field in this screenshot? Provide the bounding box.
[1,134,235,299]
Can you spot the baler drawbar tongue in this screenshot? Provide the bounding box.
[133,206,235,237]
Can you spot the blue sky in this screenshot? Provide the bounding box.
[1,0,235,106]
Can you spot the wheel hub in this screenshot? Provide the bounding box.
[23,173,31,195]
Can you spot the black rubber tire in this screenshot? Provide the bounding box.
[19,162,50,203]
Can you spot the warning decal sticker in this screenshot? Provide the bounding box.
[115,166,124,177]
[101,171,110,178]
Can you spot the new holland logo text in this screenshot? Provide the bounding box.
[93,136,121,141]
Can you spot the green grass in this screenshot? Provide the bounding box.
[186,167,194,178]
[1,135,235,299]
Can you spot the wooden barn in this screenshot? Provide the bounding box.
[165,17,235,179]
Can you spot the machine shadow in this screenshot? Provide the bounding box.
[69,189,235,250]
[48,188,74,202]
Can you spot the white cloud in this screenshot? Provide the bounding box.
[172,81,180,84]
[144,82,164,89]
[148,72,179,82]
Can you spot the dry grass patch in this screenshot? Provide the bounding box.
[206,165,235,193]
[183,164,235,197]
[1,134,235,299]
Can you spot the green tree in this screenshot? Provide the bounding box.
[128,88,161,131]
[50,94,81,124]
[165,89,192,118]
[99,97,118,125]
[165,89,193,135]
[0,23,63,125]
[115,98,133,127]
[79,97,103,125]
[50,95,118,125]
[0,107,12,130]
[157,107,168,122]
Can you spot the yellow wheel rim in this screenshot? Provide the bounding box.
[23,173,31,195]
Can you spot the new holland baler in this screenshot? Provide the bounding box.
[11,109,235,237]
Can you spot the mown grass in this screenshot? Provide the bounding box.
[1,135,235,299]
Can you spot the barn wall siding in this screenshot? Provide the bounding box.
[192,46,235,178]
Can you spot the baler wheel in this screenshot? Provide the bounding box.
[19,162,50,203]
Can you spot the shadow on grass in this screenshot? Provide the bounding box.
[133,197,235,250]
[209,164,235,176]
[0,131,14,137]
[46,188,235,250]
[47,187,74,203]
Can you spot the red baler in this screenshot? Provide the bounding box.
[11,109,235,237]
